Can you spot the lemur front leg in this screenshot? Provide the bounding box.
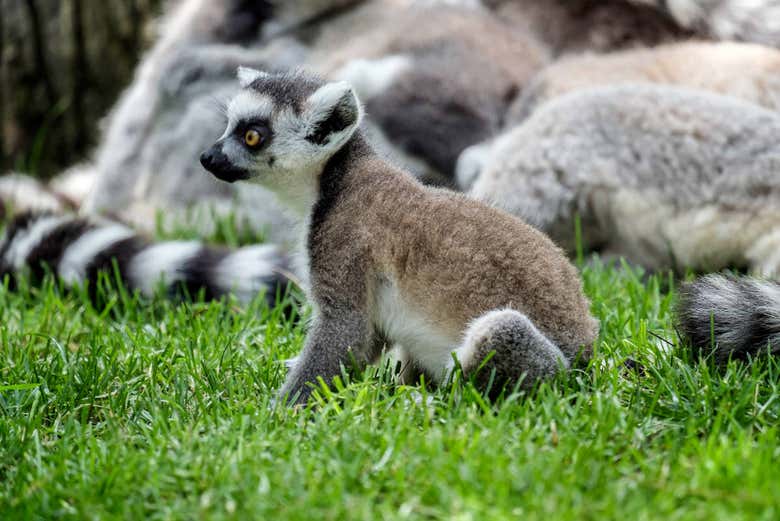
[278,309,377,406]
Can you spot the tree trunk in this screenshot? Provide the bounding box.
[0,0,162,178]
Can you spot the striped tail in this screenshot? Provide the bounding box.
[676,274,780,363]
[0,211,292,306]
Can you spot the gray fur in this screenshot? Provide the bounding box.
[677,275,780,363]
[311,2,549,182]
[82,0,545,239]
[470,84,780,275]
[457,40,780,189]
[628,0,780,47]
[507,41,780,127]
[459,309,569,396]
[81,0,349,241]
[279,311,383,405]
[0,173,70,214]
[83,36,305,243]
[490,0,689,55]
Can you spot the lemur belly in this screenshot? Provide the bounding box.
[373,277,460,380]
[601,189,780,272]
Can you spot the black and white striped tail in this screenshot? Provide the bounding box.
[0,211,292,306]
[676,274,780,363]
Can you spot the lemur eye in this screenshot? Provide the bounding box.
[244,129,263,148]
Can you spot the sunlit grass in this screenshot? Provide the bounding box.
[1,235,778,519]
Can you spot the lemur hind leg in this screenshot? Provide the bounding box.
[450,309,570,396]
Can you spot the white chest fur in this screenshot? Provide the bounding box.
[373,277,460,381]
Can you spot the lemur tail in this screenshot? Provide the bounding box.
[0,211,292,306]
[676,274,780,363]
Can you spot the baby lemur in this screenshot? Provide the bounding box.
[200,69,598,405]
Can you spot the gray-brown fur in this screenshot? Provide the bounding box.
[309,2,549,182]
[202,70,598,404]
[490,0,690,56]
[625,0,780,48]
[457,40,780,189]
[469,85,780,277]
[508,41,780,125]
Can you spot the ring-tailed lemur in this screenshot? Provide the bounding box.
[200,68,600,405]
[308,1,549,183]
[468,85,780,278]
[83,0,549,240]
[457,40,780,190]
[0,210,292,306]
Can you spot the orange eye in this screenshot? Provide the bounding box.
[244,129,262,148]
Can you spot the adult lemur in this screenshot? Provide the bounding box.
[199,68,601,404]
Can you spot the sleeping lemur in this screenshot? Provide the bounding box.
[468,85,780,278]
[457,40,780,190]
[199,68,601,404]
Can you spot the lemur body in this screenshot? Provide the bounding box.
[457,40,780,189]
[469,85,780,277]
[200,70,598,404]
[508,41,780,126]
[82,0,549,239]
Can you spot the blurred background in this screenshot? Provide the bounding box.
[1,0,163,177]
[4,0,778,180]
[1,0,779,261]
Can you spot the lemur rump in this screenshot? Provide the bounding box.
[200,69,598,404]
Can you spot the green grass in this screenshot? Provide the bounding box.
[1,248,780,519]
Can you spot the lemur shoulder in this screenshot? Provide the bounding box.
[200,69,599,404]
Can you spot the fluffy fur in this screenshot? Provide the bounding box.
[84,0,549,233]
[628,0,780,47]
[0,211,291,306]
[677,275,780,363]
[458,40,780,188]
[509,41,780,124]
[81,0,332,241]
[469,85,780,276]
[490,0,690,55]
[202,70,599,405]
[309,2,549,182]
[0,174,70,215]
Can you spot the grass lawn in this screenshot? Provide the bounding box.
[1,238,779,519]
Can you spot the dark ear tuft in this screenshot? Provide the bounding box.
[304,82,362,146]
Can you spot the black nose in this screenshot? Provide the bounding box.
[200,149,216,171]
[199,144,251,183]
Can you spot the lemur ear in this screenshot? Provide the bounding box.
[303,81,363,148]
[237,67,268,88]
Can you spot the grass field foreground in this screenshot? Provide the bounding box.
[1,250,780,519]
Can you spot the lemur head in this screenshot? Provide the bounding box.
[200,68,363,211]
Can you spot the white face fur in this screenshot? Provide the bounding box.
[200,67,364,215]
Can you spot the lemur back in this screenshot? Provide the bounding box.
[200,69,598,404]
